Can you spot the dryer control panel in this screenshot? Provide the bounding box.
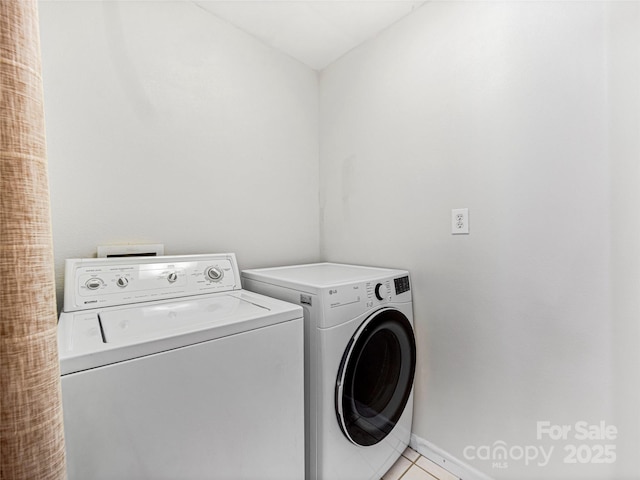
[63,253,240,312]
[320,275,412,328]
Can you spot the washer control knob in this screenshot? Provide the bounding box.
[374,283,388,301]
[116,277,129,288]
[167,272,178,283]
[85,278,103,290]
[205,266,224,282]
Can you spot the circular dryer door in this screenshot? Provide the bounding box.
[335,307,416,447]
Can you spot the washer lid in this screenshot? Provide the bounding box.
[58,290,302,375]
[100,294,265,344]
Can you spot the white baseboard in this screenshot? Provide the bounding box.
[410,434,496,480]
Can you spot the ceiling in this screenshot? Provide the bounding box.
[194,1,426,70]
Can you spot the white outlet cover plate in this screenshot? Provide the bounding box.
[451,208,469,235]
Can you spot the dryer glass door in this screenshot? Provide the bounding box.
[336,308,416,446]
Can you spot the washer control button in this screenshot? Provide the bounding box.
[85,278,103,290]
[167,272,178,283]
[205,266,224,282]
[116,277,129,288]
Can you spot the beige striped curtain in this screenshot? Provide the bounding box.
[0,0,66,478]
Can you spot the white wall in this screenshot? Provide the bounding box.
[320,2,639,479]
[608,3,640,479]
[39,1,320,303]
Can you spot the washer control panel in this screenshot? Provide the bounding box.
[64,253,240,312]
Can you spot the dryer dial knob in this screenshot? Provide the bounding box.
[374,283,388,301]
[205,266,224,282]
[116,277,129,288]
[167,272,178,283]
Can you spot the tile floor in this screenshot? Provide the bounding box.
[382,447,460,480]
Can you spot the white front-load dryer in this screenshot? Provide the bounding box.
[242,263,416,480]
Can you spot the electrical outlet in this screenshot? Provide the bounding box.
[451,208,469,234]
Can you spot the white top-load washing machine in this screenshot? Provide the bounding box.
[58,253,304,480]
[242,263,416,480]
